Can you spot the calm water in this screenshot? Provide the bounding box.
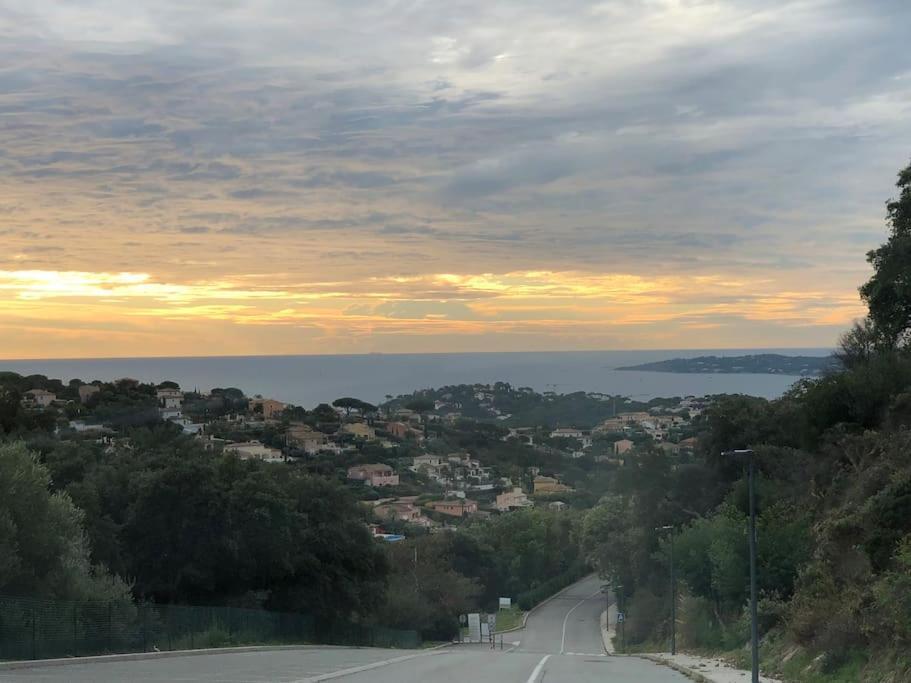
[0,349,830,408]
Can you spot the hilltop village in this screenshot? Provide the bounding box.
[3,373,705,537]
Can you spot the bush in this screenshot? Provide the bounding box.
[623,588,666,646]
[677,594,745,651]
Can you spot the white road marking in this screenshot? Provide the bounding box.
[503,640,522,653]
[560,589,601,655]
[525,654,551,683]
[290,650,440,682]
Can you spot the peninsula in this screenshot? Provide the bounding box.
[616,353,837,376]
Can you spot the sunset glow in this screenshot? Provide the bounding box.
[1,0,904,358]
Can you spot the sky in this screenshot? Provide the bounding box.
[1,0,910,359]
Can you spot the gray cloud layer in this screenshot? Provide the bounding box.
[1,0,909,283]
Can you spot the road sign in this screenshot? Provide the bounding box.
[617,612,625,623]
[488,613,497,631]
[499,597,512,609]
[468,613,481,643]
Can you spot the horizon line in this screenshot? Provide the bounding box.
[0,346,836,364]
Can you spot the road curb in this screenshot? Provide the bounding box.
[495,573,597,635]
[639,654,714,683]
[0,643,428,672]
[493,622,527,635]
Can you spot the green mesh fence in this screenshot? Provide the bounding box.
[0,596,420,661]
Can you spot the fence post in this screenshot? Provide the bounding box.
[190,610,195,650]
[107,602,112,653]
[72,604,78,657]
[142,605,148,653]
[31,606,36,660]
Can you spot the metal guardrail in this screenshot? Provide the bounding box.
[0,595,419,661]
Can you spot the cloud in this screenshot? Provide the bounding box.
[0,0,905,356]
[294,170,399,189]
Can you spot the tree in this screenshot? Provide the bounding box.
[313,403,339,421]
[860,159,911,348]
[377,535,480,639]
[332,397,376,416]
[111,440,387,618]
[0,442,131,603]
[0,386,23,434]
[404,398,434,414]
[834,318,881,370]
[404,398,434,437]
[333,397,358,416]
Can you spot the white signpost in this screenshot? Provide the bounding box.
[467,613,482,643]
[498,597,512,609]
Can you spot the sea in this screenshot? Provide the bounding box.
[0,349,831,408]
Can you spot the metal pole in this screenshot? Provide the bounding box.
[722,449,760,682]
[619,589,625,653]
[748,454,759,683]
[656,525,676,656]
[31,606,36,660]
[670,534,676,656]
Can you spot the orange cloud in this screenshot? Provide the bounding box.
[0,266,864,358]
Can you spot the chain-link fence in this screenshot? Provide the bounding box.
[0,595,420,661]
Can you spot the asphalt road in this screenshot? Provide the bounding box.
[0,575,688,682]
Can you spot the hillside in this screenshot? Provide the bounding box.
[616,354,837,376]
[581,158,911,682]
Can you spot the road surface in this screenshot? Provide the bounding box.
[1,575,688,682]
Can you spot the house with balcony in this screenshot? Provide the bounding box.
[613,438,635,455]
[341,422,376,440]
[495,487,533,512]
[157,387,183,409]
[249,398,286,420]
[426,499,478,517]
[23,389,56,408]
[224,440,285,463]
[286,423,329,454]
[373,502,434,528]
[347,463,399,487]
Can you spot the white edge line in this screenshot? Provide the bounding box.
[525,654,551,683]
[291,650,441,683]
[560,589,602,655]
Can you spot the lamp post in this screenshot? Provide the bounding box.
[657,525,676,656]
[723,449,758,683]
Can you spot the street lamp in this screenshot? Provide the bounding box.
[723,448,758,683]
[656,525,676,656]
